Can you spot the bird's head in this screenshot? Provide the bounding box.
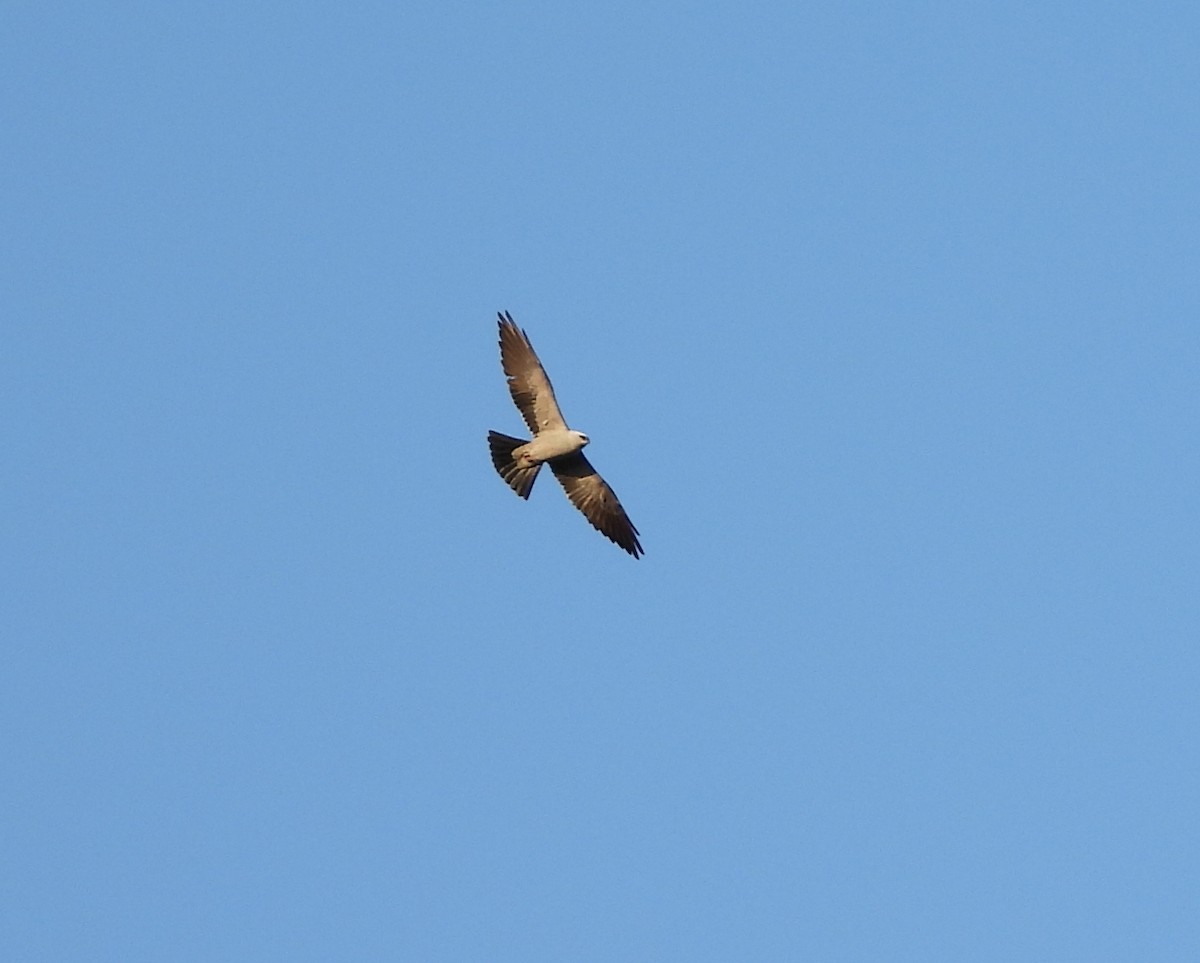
[573,431,590,448]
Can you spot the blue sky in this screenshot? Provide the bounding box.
[3,2,1198,959]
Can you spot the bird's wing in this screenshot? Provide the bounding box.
[498,312,567,435]
[550,452,642,558]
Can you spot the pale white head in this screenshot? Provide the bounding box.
[572,430,590,447]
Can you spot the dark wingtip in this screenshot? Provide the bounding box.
[608,522,643,559]
[497,310,532,351]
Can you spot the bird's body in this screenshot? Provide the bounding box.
[488,312,642,558]
[513,428,590,466]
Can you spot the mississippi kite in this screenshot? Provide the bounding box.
[488,311,643,558]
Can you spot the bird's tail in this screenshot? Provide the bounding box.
[488,431,540,499]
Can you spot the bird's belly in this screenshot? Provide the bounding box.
[523,431,584,463]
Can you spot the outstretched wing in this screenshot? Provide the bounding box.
[550,452,643,558]
[498,312,567,435]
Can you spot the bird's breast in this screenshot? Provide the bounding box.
[523,430,585,463]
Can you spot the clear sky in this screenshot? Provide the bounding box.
[4,2,1198,960]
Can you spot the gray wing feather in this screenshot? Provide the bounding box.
[550,452,643,558]
[498,312,567,435]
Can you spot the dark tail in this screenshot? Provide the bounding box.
[488,431,540,499]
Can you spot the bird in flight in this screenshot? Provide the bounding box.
[488,311,643,558]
